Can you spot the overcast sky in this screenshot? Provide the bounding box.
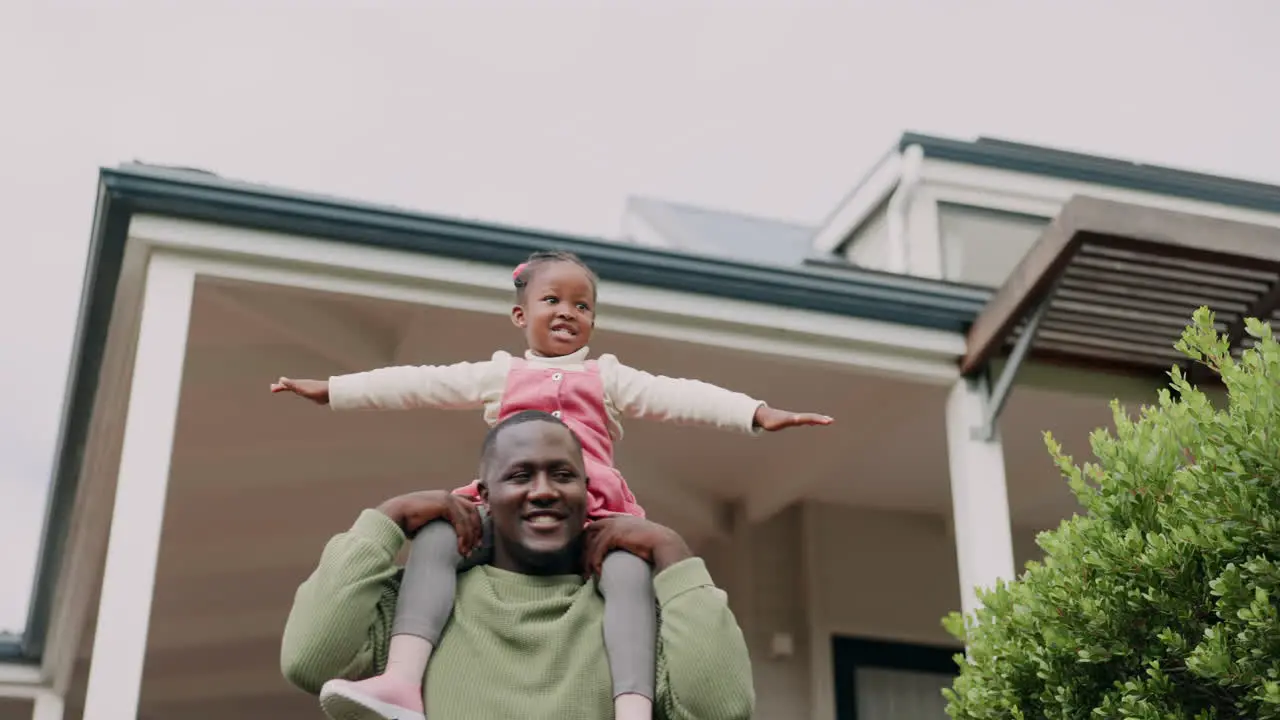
[1,0,1277,632]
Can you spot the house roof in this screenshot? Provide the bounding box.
[624,196,816,266]
[899,133,1280,215]
[21,163,991,662]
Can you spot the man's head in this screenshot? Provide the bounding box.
[478,410,588,574]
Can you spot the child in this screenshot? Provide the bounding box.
[272,251,832,720]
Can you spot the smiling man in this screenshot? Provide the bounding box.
[280,410,755,720]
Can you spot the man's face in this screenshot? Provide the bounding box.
[512,261,596,358]
[479,420,588,573]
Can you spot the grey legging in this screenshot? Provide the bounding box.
[392,516,657,701]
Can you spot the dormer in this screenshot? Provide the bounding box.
[813,134,1280,287]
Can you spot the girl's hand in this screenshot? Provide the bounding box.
[583,516,691,577]
[270,377,331,405]
[378,490,484,555]
[753,405,833,432]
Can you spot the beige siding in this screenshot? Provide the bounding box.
[704,502,1049,720]
[702,505,811,720]
[0,698,34,720]
[750,506,811,719]
[842,203,890,270]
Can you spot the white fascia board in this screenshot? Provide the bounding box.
[127,214,967,384]
[922,158,1280,228]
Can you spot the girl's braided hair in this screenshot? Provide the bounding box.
[512,251,598,302]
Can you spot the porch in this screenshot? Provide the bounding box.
[26,261,1123,719]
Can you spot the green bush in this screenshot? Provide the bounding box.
[944,308,1280,720]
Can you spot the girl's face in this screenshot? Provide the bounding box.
[511,262,597,357]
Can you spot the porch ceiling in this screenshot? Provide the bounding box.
[56,276,1116,718]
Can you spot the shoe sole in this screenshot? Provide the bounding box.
[319,684,426,720]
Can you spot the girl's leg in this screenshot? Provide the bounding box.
[598,550,657,720]
[390,519,467,679]
[320,516,489,720]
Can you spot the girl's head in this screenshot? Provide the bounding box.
[511,251,598,357]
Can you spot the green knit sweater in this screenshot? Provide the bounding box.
[280,510,755,720]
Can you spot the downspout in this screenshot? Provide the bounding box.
[886,143,924,274]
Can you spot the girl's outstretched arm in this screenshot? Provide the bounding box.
[602,355,832,434]
[271,377,332,404]
[751,405,834,432]
[273,352,508,412]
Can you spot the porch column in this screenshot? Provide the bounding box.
[944,376,1015,622]
[81,254,195,720]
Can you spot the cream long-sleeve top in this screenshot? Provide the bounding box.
[327,347,765,441]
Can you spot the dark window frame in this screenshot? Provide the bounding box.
[832,635,961,720]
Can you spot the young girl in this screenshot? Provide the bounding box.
[272,251,832,720]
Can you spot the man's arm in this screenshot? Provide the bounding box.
[652,546,755,720]
[279,510,403,693]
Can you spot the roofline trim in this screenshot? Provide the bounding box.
[99,164,991,323]
[897,133,1280,215]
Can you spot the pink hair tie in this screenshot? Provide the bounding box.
[513,262,529,280]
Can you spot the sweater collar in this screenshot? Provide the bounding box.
[524,346,590,365]
[481,564,585,585]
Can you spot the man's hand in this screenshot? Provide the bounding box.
[271,377,331,405]
[753,405,833,432]
[377,490,484,556]
[583,516,693,577]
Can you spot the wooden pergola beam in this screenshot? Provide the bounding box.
[961,195,1280,378]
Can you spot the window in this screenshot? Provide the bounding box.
[938,202,1051,287]
[833,636,960,720]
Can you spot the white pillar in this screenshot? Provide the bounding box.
[945,376,1016,622]
[81,254,195,720]
[32,691,64,720]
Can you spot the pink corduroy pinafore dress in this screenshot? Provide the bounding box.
[453,357,645,521]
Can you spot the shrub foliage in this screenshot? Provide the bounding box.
[944,309,1280,719]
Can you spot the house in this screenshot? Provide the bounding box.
[3,133,1280,720]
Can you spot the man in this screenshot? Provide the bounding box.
[280,410,754,719]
